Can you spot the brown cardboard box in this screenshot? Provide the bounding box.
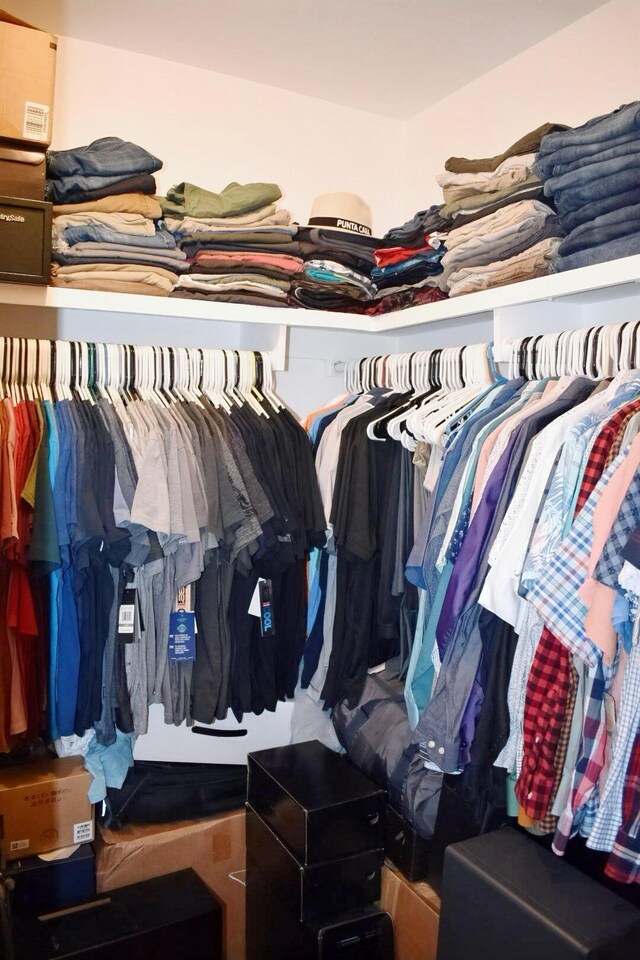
[0,757,94,861]
[379,862,441,960]
[0,9,56,147]
[0,142,46,200]
[95,810,246,960]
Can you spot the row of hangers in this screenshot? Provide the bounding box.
[0,337,282,416]
[508,320,640,380]
[343,343,500,453]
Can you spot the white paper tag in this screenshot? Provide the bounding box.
[118,604,135,634]
[73,820,94,844]
[248,578,266,618]
[10,839,29,852]
[23,101,49,140]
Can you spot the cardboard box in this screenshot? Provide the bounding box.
[0,141,46,200]
[0,9,56,147]
[0,757,94,862]
[0,195,52,284]
[95,810,246,960]
[379,862,441,960]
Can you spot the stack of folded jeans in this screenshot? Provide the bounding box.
[441,198,563,297]
[163,181,299,307]
[48,137,187,296]
[535,101,640,273]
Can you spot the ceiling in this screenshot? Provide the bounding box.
[7,0,611,119]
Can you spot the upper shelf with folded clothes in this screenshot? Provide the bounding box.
[1,251,640,341]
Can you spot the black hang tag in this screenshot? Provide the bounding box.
[259,579,275,637]
[117,587,137,644]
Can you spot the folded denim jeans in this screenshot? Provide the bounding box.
[544,150,640,196]
[63,224,177,249]
[557,204,640,257]
[47,136,162,179]
[554,166,640,215]
[534,129,640,179]
[47,173,157,204]
[550,232,640,273]
[541,138,640,180]
[537,101,640,157]
[560,187,640,233]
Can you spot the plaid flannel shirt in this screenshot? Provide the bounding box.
[517,449,624,821]
[605,720,640,884]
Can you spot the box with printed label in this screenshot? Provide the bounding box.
[0,757,94,862]
[0,9,57,147]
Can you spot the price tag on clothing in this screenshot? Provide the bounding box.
[174,583,197,634]
[175,583,194,612]
[248,578,265,618]
[248,578,275,636]
[258,579,275,638]
[604,692,617,736]
[117,587,137,644]
[169,609,196,661]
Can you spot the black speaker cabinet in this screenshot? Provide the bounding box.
[437,827,640,960]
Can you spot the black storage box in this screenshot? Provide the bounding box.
[247,839,393,960]
[436,827,640,960]
[385,805,430,882]
[246,804,383,923]
[0,143,46,200]
[8,844,96,914]
[247,740,385,864]
[0,195,51,284]
[12,868,223,960]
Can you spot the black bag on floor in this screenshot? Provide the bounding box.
[101,760,247,829]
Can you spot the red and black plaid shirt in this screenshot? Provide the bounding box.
[515,400,640,820]
[605,723,640,885]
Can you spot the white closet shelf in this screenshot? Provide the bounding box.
[1,253,639,337]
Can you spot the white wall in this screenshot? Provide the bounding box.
[402,0,640,214]
[38,0,640,417]
[50,37,402,236]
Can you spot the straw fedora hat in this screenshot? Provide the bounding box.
[307,192,374,237]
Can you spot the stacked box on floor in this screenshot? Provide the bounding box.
[246,740,393,959]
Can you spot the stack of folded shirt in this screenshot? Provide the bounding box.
[434,123,569,296]
[439,122,567,228]
[371,231,448,298]
[383,204,450,248]
[441,198,563,297]
[289,227,381,311]
[535,101,640,273]
[47,137,187,296]
[163,181,299,307]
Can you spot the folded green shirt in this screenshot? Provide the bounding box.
[159,181,282,219]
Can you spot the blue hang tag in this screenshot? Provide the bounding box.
[169,609,196,661]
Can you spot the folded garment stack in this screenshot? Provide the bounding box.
[535,101,640,273]
[162,181,298,307]
[442,198,563,297]
[47,137,187,296]
[437,123,568,295]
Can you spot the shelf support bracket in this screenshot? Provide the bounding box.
[270,324,289,372]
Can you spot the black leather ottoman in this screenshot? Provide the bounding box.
[437,827,640,960]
